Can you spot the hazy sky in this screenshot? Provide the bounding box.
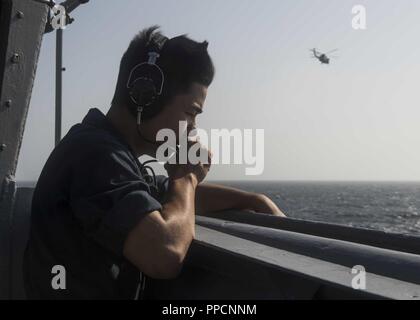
[16,0,420,181]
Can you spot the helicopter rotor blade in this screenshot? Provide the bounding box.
[326,49,339,54]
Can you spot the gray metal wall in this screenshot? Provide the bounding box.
[0,0,48,299]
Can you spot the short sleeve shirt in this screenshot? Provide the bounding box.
[23,108,168,299]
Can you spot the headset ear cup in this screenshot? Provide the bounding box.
[126,42,167,119]
[129,78,157,107]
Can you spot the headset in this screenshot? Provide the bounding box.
[126,36,170,190]
[126,36,169,126]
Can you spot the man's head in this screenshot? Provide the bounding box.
[110,26,215,148]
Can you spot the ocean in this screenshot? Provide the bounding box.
[214,181,420,236]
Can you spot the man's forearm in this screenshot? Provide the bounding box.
[194,182,255,214]
[122,175,198,279]
[160,175,198,256]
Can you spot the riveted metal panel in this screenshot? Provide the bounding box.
[0,0,48,299]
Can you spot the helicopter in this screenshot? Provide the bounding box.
[310,48,338,64]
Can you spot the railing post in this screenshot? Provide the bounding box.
[55,28,63,146]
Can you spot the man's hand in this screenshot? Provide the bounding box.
[164,140,211,184]
[195,183,287,217]
[243,193,286,217]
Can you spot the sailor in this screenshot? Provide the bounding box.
[23,26,285,300]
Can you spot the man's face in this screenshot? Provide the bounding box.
[150,82,207,143]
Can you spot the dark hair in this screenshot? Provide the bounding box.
[111,25,215,119]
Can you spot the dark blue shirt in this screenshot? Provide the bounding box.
[23,108,168,299]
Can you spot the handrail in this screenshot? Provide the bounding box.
[199,210,420,255]
[189,225,420,300]
[196,215,420,286]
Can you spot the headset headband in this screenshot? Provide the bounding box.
[126,36,169,102]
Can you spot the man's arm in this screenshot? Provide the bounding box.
[123,154,211,280]
[195,182,286,217]
[192,143,285,217]
[123,174,198,279]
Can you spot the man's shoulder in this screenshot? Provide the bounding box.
[50,122,140,178]
[63,123,125,151]
[57,123,143,195]
[60,123,135,162]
